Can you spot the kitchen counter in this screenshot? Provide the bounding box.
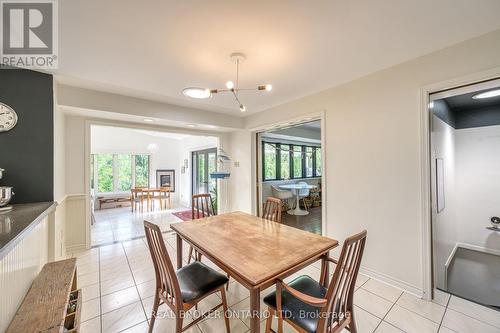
[0,202,57,260]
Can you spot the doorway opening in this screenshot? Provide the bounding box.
[88,124,218,247]
[429,78,500,310]
[256,119,323,234]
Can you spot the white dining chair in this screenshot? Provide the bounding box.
[297,181,310,210]
[271,185,294,209]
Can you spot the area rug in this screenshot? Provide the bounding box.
[172,210,192,221]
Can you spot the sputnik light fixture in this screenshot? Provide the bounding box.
[182,52,272,112]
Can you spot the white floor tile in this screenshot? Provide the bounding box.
[442,308,500,333]
[102,301,147,333]
[396,292,446,323]
[82,282,100,302]
[80,316,101,333]
[374,321,405,333]
[351,305,382,333]
[101,285,140,314]
[354,288,393,319]
[385,305,439,333]
[361,279,403,303]
[433,289,450,307]
[81,298,101,322]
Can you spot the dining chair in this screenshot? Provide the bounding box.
[297,181,311,210]
[161,187,172,210]
[271,185,294,210]
[152,187,171,211]
[188,194,216,264]
[144,221,230,333]
[130,188,144,212]
[262,197,282,223]
[264,230,367,333]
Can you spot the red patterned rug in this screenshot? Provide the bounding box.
[172,210,192,221]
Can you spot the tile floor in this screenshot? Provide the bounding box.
[92,206,187,246]
[74,233,500,333]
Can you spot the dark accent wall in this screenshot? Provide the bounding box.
[0,68,54,203]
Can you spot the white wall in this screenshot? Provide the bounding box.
[228,130,253,213]
[431,115,457,289]
[233,29,500,294]
[455,125,500,252]
[91,126,182,204]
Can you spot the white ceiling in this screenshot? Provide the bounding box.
[56,0,500,116]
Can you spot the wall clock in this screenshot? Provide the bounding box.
[0,103,18,132]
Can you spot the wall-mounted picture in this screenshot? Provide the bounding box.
[436,158,445,213]
[156,169,175,192]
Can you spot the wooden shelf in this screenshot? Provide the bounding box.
[6,258,81,333]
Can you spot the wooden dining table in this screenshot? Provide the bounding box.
[171,211,338,333]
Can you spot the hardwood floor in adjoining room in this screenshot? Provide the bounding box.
[281,206,322,235]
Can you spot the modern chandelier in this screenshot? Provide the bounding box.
[182,52,272,112]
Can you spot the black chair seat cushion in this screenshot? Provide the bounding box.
[264,275,327,333]
[176,261,229,303]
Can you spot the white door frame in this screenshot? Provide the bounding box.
[248,110,327,236]
[419,66,500,300]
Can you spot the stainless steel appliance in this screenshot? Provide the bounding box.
[0,168,13,211]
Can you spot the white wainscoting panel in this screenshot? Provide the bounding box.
[0,216,49,332]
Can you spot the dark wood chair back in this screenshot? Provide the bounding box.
[192,193,215,219]
[318,230,367,332]
[262,197,282,223]
[143,221,182,312]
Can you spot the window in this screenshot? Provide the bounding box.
[280,144,290,180]
[96,154,113,193]
[118,154,132,191]
[262,141,321,181]
[315,147,322,176]
[263,143,277,180]
[92,153,150,193]
[134,155,150,188]
[305,147,314,177]
[292,146,303,179]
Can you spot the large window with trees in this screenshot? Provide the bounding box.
[262,142,321,181]
[92,154,150,193]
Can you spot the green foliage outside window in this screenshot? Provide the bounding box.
[262,142,321,181]
[96,154,113,193]
[93,153,150,193]
[264,143,277,180]
[293,146,303,178]
[135,155,150,188]
[118,155,132,191]
[316,148,322,176]
[280,145,290,180]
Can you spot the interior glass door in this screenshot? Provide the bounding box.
[192,148,218,200]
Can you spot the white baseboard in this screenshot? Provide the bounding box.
[329,254,424,297]
[359,265,423,297]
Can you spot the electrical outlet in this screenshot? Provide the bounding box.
[234,161,240,167]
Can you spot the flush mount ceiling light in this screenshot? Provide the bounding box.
[182,52,273,112]
[182,87,212,99]
[472,88,500,99]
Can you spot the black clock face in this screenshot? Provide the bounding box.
[0,103,18,132]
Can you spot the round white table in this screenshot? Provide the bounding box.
[279,183,317,215]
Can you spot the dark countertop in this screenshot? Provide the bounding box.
[0,202,57,259]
